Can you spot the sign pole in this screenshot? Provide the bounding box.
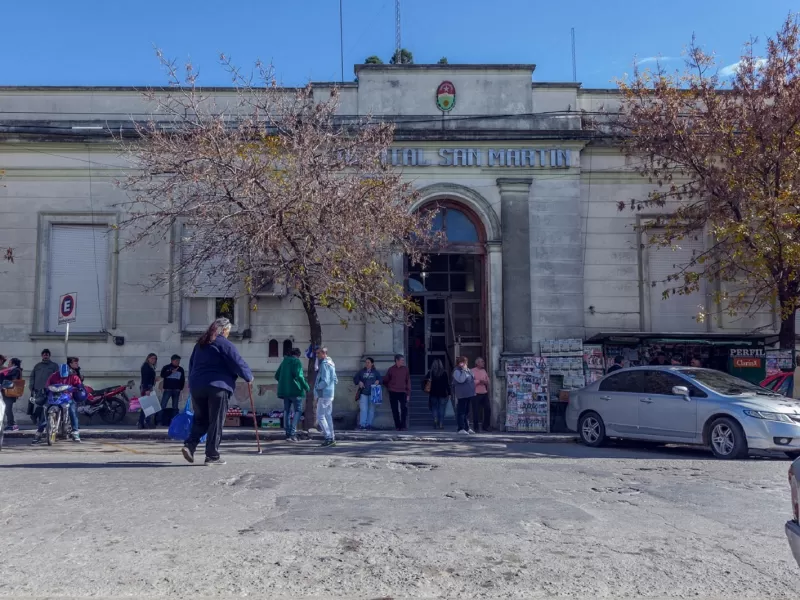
[58,292,77,361]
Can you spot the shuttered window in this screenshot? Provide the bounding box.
[647,235,706,332]
[47,224,109,332]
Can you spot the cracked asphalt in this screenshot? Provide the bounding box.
[0,437,796,598]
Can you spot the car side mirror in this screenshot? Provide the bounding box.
[672,385,690,397]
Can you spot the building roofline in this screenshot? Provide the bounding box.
[532,82,582,89]
[0,83,359,93]
[354,63,536,74]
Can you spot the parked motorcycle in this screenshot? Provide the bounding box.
[45,383,74,445]
[78,383,130,424]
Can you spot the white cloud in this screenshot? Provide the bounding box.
[720,58,767,78]
[636,56,676,66]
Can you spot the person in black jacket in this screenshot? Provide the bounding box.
[607,356,624,373]
[425,359,451,430]
[159,354,185,426]
[1,358,22,431]
[138,353,159,429]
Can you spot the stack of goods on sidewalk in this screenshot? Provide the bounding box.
[225,406,243,427]
[260,410,285,430]
[539,339,586,433]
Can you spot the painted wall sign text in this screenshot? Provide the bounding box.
[729,348,765,357]
[382,148,572,168]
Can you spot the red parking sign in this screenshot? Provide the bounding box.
[58,292,77,325]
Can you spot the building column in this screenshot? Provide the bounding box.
[486,240,505,428]
[497,177,533,354]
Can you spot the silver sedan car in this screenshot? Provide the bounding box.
[565,366,800,459]
[788,458,800,566]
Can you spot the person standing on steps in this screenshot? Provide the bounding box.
[183,318,253,466]
[275,347,309,441]
[425,359,450,430]
[383,354,411,431]
[138,353,159,429]
[159,355,185,426]
[452,356,476,435]
[353,357,381,431]
[471,357,491,433]
[314,347,338,447]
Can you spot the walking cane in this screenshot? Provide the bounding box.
[247,383,263,455]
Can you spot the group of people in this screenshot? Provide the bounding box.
[137,353,186,429]
[4,323,496,462]
[0,350,84,442]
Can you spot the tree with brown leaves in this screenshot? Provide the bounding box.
[119,53,436,421]
[611,14,800,347]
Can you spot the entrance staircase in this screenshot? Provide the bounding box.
[409,375,457,430]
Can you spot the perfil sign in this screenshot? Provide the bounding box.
[58,292,77,325]
[380,147,572,168]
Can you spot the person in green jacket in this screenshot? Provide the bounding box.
[275,347,309,441]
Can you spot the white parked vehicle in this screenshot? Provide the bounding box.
[566,367,800,459]
[787,458,800,567]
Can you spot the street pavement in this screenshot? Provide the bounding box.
[0,437,796,599]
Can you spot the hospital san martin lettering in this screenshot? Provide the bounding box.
[380,147,572,168]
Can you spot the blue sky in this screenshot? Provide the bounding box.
[0,1,795,87]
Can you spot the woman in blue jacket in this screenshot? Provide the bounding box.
[182,318,253,466]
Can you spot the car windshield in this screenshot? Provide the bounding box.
[677,368,779,396]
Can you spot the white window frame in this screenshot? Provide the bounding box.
[180,296,241,334]
[33,212,118,340]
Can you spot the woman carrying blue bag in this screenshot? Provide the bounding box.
[181,317,253,466]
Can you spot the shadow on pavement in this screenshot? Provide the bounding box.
[0,461,181,469]
[222,439,788,461]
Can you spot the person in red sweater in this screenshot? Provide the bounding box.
[32,364,83,444]
[383,354,411,430]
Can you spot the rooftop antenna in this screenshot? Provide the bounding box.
[571,27,577,82]
[395,0,402,60]
[339,0,344,81]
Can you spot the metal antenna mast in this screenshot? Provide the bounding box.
[395,0,402,60]
[571,27,577,82]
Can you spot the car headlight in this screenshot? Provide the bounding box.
[743,410,794,423]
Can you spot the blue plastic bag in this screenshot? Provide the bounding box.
[370,384,382,405]
[168,395,206,443]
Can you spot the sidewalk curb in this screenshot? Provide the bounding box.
[4,429,578,444]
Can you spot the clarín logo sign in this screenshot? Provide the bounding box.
[382,147,572,168]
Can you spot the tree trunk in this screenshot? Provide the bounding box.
[778,306,797,350]
[301,295,323,432]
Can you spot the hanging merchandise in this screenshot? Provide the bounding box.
[540,339,586,389]
[766,350,793,377]
[505,356,549,433]
[583,344,605,383]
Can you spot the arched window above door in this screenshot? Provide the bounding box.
[430,206,480,243]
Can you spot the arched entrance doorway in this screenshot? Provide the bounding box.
[406,201,487,377]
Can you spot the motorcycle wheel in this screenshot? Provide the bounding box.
[100,397,128,425]
[46,410,58,446]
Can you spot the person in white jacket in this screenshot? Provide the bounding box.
[314,347,339,447]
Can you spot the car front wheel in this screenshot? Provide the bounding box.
[708,417,748,459]
[579,412,606,447]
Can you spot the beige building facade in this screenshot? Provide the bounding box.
[0,64,778,428]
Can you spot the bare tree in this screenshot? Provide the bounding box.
[608,14,800,347]
[119,53,437,421]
